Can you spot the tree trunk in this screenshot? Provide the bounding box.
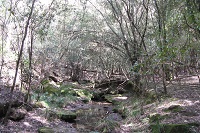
[2,0,36,124]
[162,64,167,94]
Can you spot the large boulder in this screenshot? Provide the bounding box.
[104,94,127,105]
[47,108,77,123]
[0,101,9,117]
[0,100,23,118]
[9,108,27,121]
[41,79,59,94]
[0,88,24,118]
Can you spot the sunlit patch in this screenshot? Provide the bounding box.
[23,122,32,127]
[28,111,50,125]
[182,100,195,106]
[96,102,112,105]
[121,123,134,128]
[114,96,128,100]
[157,99,196,110]
[121,122,147,132]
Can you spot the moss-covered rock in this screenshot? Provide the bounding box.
[43,84,58,94]
[76,89,93,103]
[59,84,84,97]
[58,110,77,122]
[35,101,49,108]
[41,78,59,95]
[58,111,77,122]
[38,127,54,133]
[59,87,77,96]
[104,94,122,105]
[150,123,199,133]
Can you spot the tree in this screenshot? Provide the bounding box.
[89,0,150,93]
[3,0,36,124]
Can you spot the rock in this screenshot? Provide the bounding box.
[104,94,124,105]
[180,110,198,116]
[0,101,9,117]
[43,83,59,94]
[35,101,49,108]
[106,113,122,121]
[78,80,91,84]
[149,113,169,123]
[0,100,23,118]
[76,89,93,103]
[47,109,77,123]
[22,104,33,111]
[163,105,183,113]
[95,79,124,89]
[9,108,27,121]
[12,100,23,108]
[38,127,54,133]
[59,85,77,96]
[59,110,77,123]
[91,90,105,101]
[41,79,59,94]
[150,123,199,133]
[80,98,89,103]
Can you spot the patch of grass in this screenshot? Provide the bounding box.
[95,119,119,133]
[150,123,199,133]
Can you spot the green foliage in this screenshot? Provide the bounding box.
[41,79,50,85]
[32,82,94,108]
[43,84,59,95]
[75,89,93,103]
[112,104,127,118]
[131,61,141,73]
[32,91,77,108]
[144,90,158,104]
[59,87,77,96]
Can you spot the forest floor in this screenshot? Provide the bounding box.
[0,76,200,133]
